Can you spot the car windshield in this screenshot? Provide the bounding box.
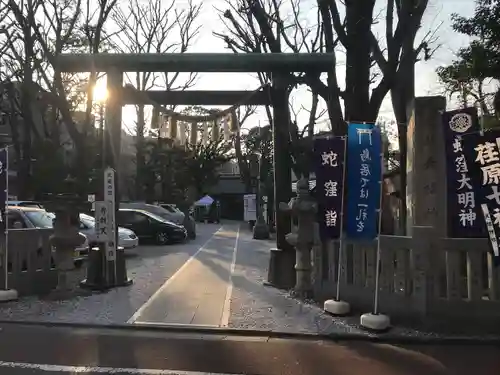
[80,213,96,228]
[161,205,176,213]
[140,210,174,224]
[24,210,54,228]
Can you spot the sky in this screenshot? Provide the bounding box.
[118,0,478,133]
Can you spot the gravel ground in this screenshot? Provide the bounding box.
[228,228,500,340]
[228,229,361,334]
[0,223,223,324]
[1,221,499,341]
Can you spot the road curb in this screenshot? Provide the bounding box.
[1,320,500,345]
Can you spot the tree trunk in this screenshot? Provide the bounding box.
[344,0,376,122]
[390,40,415,235]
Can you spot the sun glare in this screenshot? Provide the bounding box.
[93,81,108,102]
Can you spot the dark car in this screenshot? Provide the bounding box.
[116,208,187,245]
[160,203,196,239]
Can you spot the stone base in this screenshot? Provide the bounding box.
[42,288,93,301]
[0,289,18,302]
[324,299,350,316]
[79,278,112,292]
[253,222,270,240]
[266,248,296,290]
[80,277,133,291]
[360,312,391,331]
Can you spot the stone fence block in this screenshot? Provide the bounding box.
[0,229,57,295]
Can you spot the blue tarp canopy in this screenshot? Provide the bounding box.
[194,195,214,206]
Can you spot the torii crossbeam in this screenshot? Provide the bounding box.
[55,52,335,291]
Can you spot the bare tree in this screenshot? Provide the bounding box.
[2,0,120,195]
[111,0,201,199]
[215,0,432,132]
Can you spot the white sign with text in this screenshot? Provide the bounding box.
[104,167,117,261]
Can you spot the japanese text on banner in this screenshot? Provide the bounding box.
[313,137,346,240]
[345,124,382,240]
[441,108,484,237]
[462,131,500,263]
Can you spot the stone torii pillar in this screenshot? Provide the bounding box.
[266,74,296,290]
[100,68,131,287]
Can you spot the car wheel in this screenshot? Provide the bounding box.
[155,231,169,245]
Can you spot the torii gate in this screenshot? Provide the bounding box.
[56,52,335,290]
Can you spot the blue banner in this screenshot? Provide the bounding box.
[345,123,382,240]
[0,148,6,232]
[313,136,346,240]
[442,107,485,238]
[462,130,500,265]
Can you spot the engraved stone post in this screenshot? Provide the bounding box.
[406,96,447,234]
[406,97,446,319]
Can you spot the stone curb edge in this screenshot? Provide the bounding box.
[0,320,499,345]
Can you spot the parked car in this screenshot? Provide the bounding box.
[7,200,44,209]
[79,213,139,250]
[120,202,185,224]
[160,203,196,239]
[116,208,187,245]
[6,206,89,263]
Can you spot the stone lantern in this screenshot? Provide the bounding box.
[279,177,317,298]
[43,191,90,295]
[249,153,270,240]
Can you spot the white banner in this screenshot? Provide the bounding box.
[104,167,117,261]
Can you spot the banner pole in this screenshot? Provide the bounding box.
[372,148,385,315]
[4,146,8,290]
[324,135,351,316]
[335,136,347,301]
[360,128,389,330]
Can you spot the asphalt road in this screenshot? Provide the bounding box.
[0,322,498,375]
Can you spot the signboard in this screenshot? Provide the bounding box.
[243,194,257,222]
[462,130,500,265]
[94,201,109,242]
[345,123,383,240]
[442,107,485,237]
[313,136,346,240]
[104,167,116,261]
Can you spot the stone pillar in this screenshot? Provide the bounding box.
[97,68,131,288]
[105,69,123,185]
[250,154,270,240]
[406,96,447,235]
[406,97,447,319]
[266,74,295,289]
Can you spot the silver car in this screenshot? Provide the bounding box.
[6,206,89,262]
[79,213,139,249]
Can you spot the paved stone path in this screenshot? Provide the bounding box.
[0,223,225,324]
[129,224,239,326]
